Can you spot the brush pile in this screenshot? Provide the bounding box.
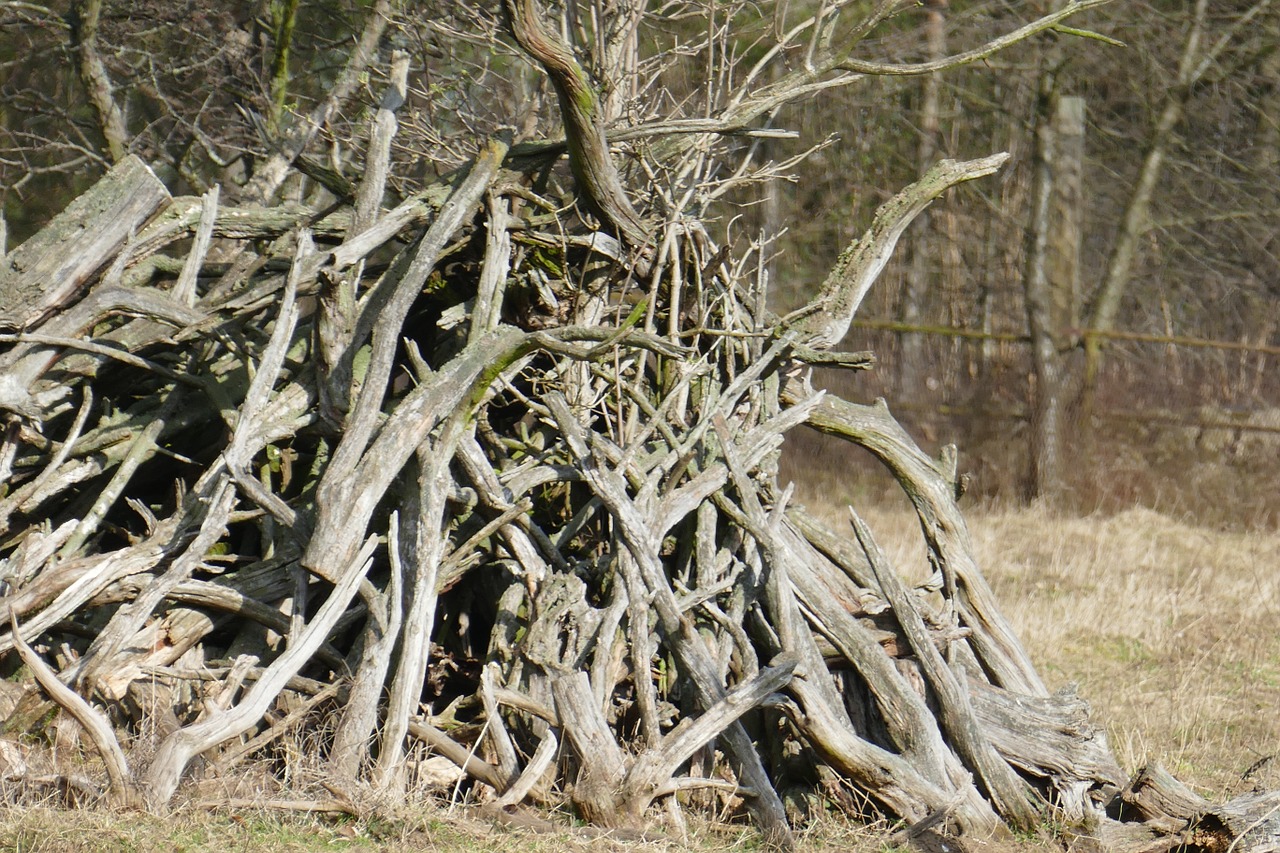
[0,2,1274,850]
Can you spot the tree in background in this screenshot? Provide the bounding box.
[753,0,1280,507]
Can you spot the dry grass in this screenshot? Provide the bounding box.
[969,504,1280,797]
[0,799,904,852]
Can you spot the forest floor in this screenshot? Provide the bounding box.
[2,492,1277,852]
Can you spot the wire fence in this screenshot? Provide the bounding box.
[792,319,1280,526]
[843,319,1279,422]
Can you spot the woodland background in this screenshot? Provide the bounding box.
[3,0,1278,527]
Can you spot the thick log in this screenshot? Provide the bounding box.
[551,671,629,826]
[1203,791,1280,851]
[1118,764,1211,830]
[968,680,1124,820]
[1109,765,1280,852]
[0,155,170,331]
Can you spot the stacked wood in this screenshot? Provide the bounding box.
[0,3,1266,851]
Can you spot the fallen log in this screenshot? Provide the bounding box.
[0,155,170,332]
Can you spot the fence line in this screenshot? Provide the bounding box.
[888,402,1280,436]
[851,319,1028,343]
[851,319,1280,357]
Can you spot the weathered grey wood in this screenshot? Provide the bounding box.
[0,4,1219,844]
[213,681,345,775]
[172,186,219,305]
[968,680,1124,820]
[318,50,411,429]
[90,573,345,670]
[552,670,629,826]
[143,534,378,809]
[457,435,555,583]
[789,390,1046,697]
[373,435,459,787]
[406,718,508,792]
[1205,790,1280,851]
[9,609,141,808]
[0,519,179,655]
[1108,764,1280,851]
[0,155,170,331]
[493,727,558,808]
[786,506,881,597]
[851,509,1040,829]
[717,497,950,778]
[328,513,403,783]
[621,654,798,819]
[470,194,512,342]
[318,139,509,514]
[1082,818,1174,853]
[1119,763,1211,830]
[788,154,1008,350]
[546,391,796,849]
[74,479,237,698]
[131,198,352,262]
[352,50,409,236]
[710,430,997,835]
[305,325,523,584]
[0,284,203,419]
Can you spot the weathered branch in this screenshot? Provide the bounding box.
[502,0,649,249]
[788,154,1008,350]
[143,535,378,809]
[10,607,140,808]
[0,156,170,334]
[851,510,1040,829]
[786,391,1046,696]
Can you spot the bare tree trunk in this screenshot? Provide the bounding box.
[1083,0,1275,400]
[1023,68,1085,502]
[69,0,129,164]
[901,0,948,399]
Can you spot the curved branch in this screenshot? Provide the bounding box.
[789,154,1008,350]
[502,0,649,249]
[787,390,1046,697]
[10,607,141,807]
